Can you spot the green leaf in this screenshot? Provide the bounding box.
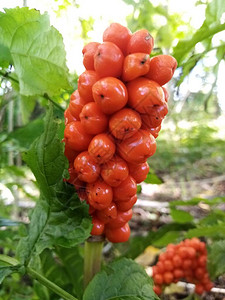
[56,246,84,299]
[152,231,181,248]
[83,258,158,300]
[137,185,142,194]
[22,106,65,199]
[205,0,225,25]
[208,240,225,279]
[185,223,225,239]
[0,266,19,284]
[20,95,36,124]
[34,281,50,300]
[17,104,92,265]
[170,208,194,224]
[40,249,70,286]
[0,7,70,96]
[6,118,44,150]
[173,22,225,65]
[144,170,163,185]
[170,196,225,207]
[0,43,12,68]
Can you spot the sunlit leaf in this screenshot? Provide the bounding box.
[0,7,71,96]
[83,258,158,300]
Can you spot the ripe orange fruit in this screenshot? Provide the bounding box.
[68,90,90,120]
[92,77,128,114]
[145,55,177,86]
[128,161,149,183]
[109,108,141,140]
[74,151,100,183]
[101,155,129,187]
[79,102,108,135]
[122,53,150,82]
[113,175,137,202]
[105,223,130,243]
[116,194,137,211]
[126,29,154,54]
[91,217,105,235]
[103,22,131,55]
[82,42,100,70]
[127,77,165,114]
[88,133,116,164]
[87,180,113,210]
[64,121,93,151]
[78,70,99,102]
[117,129,157,164]
[94,42,124,78]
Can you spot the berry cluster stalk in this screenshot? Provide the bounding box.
[84,236,104,288]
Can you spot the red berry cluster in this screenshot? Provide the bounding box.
[152,238,214,295]
[63,23,177,243]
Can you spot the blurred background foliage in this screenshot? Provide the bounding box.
[0,0,225,298]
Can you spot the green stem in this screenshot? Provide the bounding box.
[0,254,19,266]
[0,70,18,83]
[84,236,104,289]
[43,93,65,112]
[27,267,78,300]
[0,70,65,111]
[0,255,78,300]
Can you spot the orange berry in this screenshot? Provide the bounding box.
[127,77,165,114]
[122,53,150,82]
[91,217,105,235]
[82,42,100,70]
[163,272,173,284]
[153,285,162,296]
[154,274,164,285]
[94,42,124,78]
[126,29,154,54]
[74,151,100,183]
[103,22,131,55]
[78,70,99,102]
[79,102,108,135]
[109,108,141,140]
[118,129,156,164]
[92,77,128,115]
[88,133,116,164]
[105,223,130,243]
[145,55,177,86]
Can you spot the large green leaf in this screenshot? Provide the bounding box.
[173,0,225,66]
[56,246,84,299]
[208,240,225,279]
[173,21,225,65]
[0,7,70,96]
[83,258,158,300]
[0,43,12,67]
[22,106,65,199]
[205,0,225,25]
[20,95,36,124]
[17,105,92,265]
[40,249,71,289]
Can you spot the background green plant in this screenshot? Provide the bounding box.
[0,0,225,299]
